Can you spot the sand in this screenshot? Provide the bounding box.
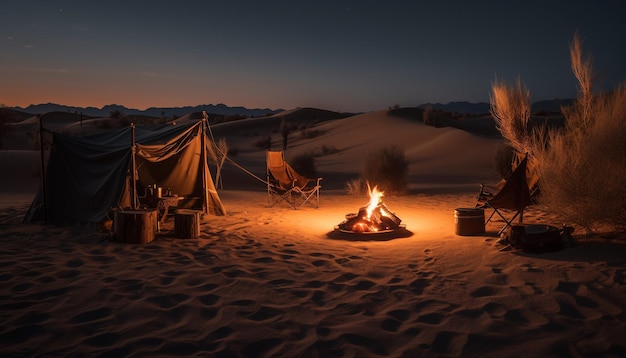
[1,109,625,357]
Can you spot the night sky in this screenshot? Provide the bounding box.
[2,0,626,112]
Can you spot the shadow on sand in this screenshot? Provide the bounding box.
[325,228,414,242]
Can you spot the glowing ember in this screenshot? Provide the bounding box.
[335,184,404,234]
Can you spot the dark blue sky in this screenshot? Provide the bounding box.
[2,0,625,112]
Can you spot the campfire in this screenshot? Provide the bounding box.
[335,185,405,234]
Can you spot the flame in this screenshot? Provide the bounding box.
[365,184,383,220]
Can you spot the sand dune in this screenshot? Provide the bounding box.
[1,108,625,357]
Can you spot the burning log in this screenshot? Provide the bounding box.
[335,185,404,234]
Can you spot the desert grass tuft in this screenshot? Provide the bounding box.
[362,145,409,195]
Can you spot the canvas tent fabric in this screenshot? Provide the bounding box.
[25,120,225,226]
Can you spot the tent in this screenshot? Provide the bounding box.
[24,120,226,226]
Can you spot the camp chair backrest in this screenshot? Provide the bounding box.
[266,151,293,189]
[266,151,310,190]
[486,156,532,212]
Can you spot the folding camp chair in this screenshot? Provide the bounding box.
[266,151,322,209]
[476,156,533,235]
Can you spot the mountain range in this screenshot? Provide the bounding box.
[418,98,573,115]
[11,103,284,118]
[8,98,573,118]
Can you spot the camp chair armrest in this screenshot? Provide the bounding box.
[477,183,494,198]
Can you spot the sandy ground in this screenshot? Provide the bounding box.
[1,109,625,357]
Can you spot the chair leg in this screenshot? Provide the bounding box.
[497,211,520,235]
[268,190,297,209]
[295,188,320,209]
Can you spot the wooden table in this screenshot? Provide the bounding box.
[141,195,184,225]
[158,195,184,224]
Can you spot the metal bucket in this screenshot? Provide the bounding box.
[454,208,485,236]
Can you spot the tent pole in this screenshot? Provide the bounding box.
[38,115,47,224]
[131,123,138,210]
[200,117,209,213]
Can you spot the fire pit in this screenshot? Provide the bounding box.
[335,185,405,234]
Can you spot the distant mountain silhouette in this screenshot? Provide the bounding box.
[12,103,284,118]
[418,99,573,115]
[418,102,491,115]
[10,98,574,118]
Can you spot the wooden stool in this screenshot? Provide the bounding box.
[114,209,157,244]
[175,209,201,239]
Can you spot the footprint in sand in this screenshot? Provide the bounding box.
[242,338,284,358]
[430,331,467,356]
[339,333,389,356]
[268,278,295,286]
[556,281,602,310]
[304,280,326,288]
[470,285,501,298]
[408,278,431,295]
[417,312,446,324]
[381,318,402,332]
[65,258,85,268]
[69,307,113,324]
[423,249,436,264]
[11,282,34,292]
[483,302,507,317]
[335,272,359,283]
[352,279,376,291]
[253,256,276,264]
[247,306,282,321]
[197,293,220,306]
[387,309,411,322]
[310,252,335,259]
[210,326,234,340]
[484,273,509,286]
[555,281,587,296]
[230,299,255,307]
[146,293,191,309]
[311,290,326,306]
[312,259,330,267]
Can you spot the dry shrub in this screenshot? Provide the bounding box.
[290,152,318,179]
[251,136,271,149]
[300,127,325,139]
[315,144,340,157]
[362,145,409,194]
[533,86,626,232]
[346,178,367,195]
[531,33,626,233]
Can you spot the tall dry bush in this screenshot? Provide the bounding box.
[490,76,532,157]
[533,86,626,232]
[531,34,626,233]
